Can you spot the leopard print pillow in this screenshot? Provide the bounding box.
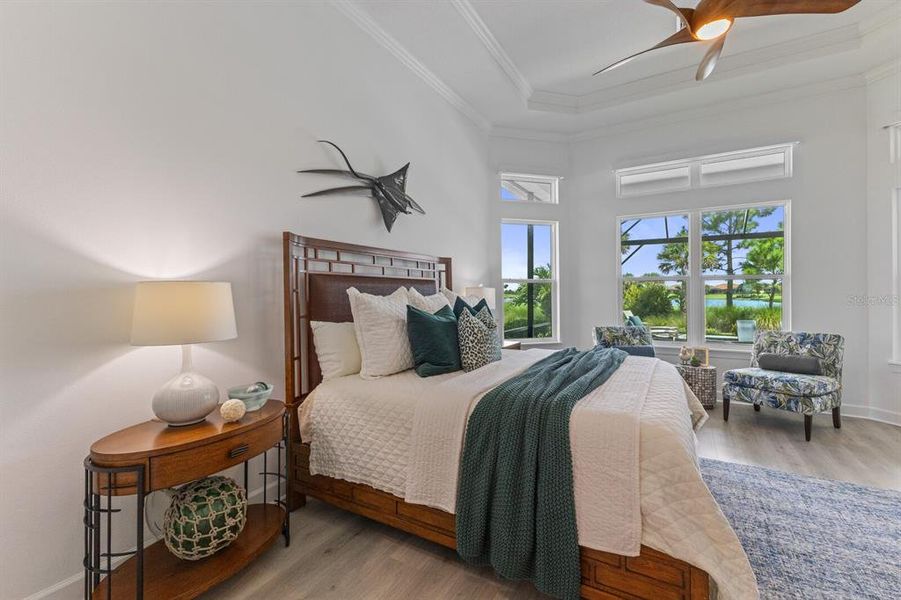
[457,307,502,372]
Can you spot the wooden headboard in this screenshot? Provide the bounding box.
[282,232,452,439]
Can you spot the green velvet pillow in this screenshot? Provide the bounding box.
[453,296,491,319]
[406,305,461,377]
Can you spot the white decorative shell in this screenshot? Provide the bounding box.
[220,399,246,422]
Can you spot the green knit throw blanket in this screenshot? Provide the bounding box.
[456,347,627,600]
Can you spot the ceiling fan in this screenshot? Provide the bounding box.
[594,0,860,81]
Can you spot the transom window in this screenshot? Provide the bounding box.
[619,202,789,345]
[615,144,794,198]
[502,220,558,341]
[500,173,559,204]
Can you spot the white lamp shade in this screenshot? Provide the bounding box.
[464,286,496,311]
[131,281,237,346]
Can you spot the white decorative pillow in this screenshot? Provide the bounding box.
[457,307,502,372]
[310,321,361,380]
[440,287,458,306]
[440,287,483,308]
[347,286,412,378]
[408,287,450,313]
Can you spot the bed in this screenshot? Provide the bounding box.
[282,233,756,600]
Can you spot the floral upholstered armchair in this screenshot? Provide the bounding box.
[722,331,844,441]
[592,326,655,357]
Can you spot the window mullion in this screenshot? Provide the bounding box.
[689,211,703,346]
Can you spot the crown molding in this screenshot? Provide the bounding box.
[331,0,491,131]
[528,90,579,114]
[451,0,533,102]
[332,0,893,141]
[488,126,569,143]
[569,73,865,143]
[865,58,901,84]
[530,23,861,115]
[859,1,901,38]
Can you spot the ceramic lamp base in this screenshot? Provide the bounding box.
[152,345,220,426]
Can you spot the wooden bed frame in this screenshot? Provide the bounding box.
[282,232,710,600]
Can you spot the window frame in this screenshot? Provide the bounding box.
[616,200,791,349]
[615,143,795,198]
[893,188,901,365]
[500,172,560,204]
[617,211,691,343]
[889,122,901,165]
[501,218,560,344]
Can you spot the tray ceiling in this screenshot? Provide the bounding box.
[337,0,900,137]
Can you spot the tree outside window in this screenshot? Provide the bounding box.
[620,204,786,344]
[502,221,557,341]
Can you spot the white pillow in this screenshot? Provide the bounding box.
[310,321,361,380]
[408,287,451,313]
[347,286,412,378]
[440,286,458,306]
[440,287,482,309]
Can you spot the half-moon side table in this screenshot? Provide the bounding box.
[84,399,288,599]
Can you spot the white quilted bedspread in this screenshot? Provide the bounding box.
[300,352,757,600]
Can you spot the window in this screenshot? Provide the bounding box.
[502,220,558,341]
[618,165,690,197]
[500,173,559,204]
[699,146,792,187]
[620,214,689,341]
[615,143,794,198]
[701,205,786,343]
[619,202,789,346]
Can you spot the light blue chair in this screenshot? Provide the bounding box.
[722,331,844,441]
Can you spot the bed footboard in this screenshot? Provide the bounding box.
[292,442,710,600]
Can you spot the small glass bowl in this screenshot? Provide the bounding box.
[227,382,273,412]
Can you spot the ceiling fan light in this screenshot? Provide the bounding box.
[695,18,732,41]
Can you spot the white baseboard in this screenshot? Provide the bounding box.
[22,572,83,600]
[24,480,281,600]
[843,403,901,426]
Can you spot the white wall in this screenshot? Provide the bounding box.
[488,135,571,344]
[1,3,896,598]
[490,87,872,410]
[866,67,901,424]
[567,87,869,407]
[0,2,494,598]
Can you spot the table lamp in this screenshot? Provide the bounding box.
[131,281,237,426]
[464,285,496,311]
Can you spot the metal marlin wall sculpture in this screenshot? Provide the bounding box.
[299,140,425,232]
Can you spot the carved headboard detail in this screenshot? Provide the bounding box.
[282,232,452,439]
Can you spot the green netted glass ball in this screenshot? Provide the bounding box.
[163,476,247,560]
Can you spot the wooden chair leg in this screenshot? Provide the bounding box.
[723,397,730,421]
[832,407,841,429]
[753,404,761,412]
[804,415,812,442]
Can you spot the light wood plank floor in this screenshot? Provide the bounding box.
[207,404,900,599]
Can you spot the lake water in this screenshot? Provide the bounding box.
[705,298,780,308]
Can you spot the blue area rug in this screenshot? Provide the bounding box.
[699,458,901,600]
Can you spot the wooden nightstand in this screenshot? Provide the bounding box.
[84,400,288,599]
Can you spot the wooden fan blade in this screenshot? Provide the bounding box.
[644,0,695,34]
[594,27,696,75]
[696,34,726,81]
[694,0,859,24]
